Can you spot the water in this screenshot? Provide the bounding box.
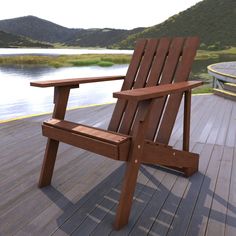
[0,48,133,56]
[1,49,235,122]
[0,65,128,121]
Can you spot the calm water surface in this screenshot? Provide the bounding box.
[0,48,133,56]
[0,65,128,121]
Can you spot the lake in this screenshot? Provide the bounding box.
[0,48,133,56]
[1,48,235,122]
[0,64,128,121]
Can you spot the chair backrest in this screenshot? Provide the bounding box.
[108,36,199,145]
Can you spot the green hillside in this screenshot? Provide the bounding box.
[0,15,79,43]
[0,30,52,48]
[0,16,144,48]
[114,0,236,49]
[65,27,145,48]
[0,0,235,49]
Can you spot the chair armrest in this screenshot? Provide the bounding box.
[30,75,125,88]
[113,81,203,101]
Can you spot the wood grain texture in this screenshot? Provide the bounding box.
[13,36,203,232]
[1,95,236,235]
[38,86,70,187]
[30,75,125,87]
[113,81,202,101]
[108,39,147,132]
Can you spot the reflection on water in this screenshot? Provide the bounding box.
[0,48,133,56]
[1,52,235,121]
[0,65,128,120]
[192,54,236,76]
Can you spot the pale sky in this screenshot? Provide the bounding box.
[1,0,203,29]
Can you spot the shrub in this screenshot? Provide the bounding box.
[97,61,114,67]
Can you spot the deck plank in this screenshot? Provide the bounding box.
[225,147,236,236]
[205,146,234,236]
[166,143,213,236]
[185,145,224,236]
[1,95,236,236]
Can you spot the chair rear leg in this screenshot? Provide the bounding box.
[114,161,140,230]
[38,139,59,187]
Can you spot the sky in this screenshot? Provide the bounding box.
[0,0,203,29]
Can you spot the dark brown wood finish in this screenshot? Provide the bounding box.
[30,36,201,230]
[156,37,200,144]
[30,75,125,88]
[183,90,191,151]
[108,39,147,132]
[146,37,186,140]
[118,39,159,134]
[42,123,130,161]
[38,86,70,187]
[44,119,130,145]
[113,81,202,101]
[114,100,154,229]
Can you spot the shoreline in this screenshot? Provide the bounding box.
[0,54,132,68]
[0,93,213,124]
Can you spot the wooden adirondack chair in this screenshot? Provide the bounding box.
[31,36,202,230]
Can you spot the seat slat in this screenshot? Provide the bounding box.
[44,119,130,145]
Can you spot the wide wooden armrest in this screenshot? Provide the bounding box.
[113,81,203,101]
[30,75,125,88]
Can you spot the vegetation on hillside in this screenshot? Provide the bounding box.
[0,16,145,48]
[0,16,79,43]
[0,31,52,48]
[66,27,145,48]
[113,0,236,49]
[0,0,234,49]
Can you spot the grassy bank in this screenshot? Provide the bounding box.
[0,54,132,68]
[0,48,235,94]
[0,47,235,68]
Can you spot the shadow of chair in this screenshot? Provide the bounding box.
[31,36,203,229]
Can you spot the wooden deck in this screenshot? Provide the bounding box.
[1,94,236,236]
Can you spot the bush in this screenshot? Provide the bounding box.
[97,61,114,67]
[70,59,100,66]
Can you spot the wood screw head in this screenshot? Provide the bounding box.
[173,152,176,156]
[134,159,138,164]
[137,145,141,149]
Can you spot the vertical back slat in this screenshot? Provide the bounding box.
[145,37,186,140]
[108,39,147,132]
[109,36,199,144]
[119,39,159,134]
[145,37,171,87]
[156,37,200,144]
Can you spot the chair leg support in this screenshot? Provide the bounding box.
[38,86,70,188]
[38,138,59,187]
[114,161,140,230]
[183,166,198,177]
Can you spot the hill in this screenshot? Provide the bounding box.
[0,30,52,48]
[0,15,80,43]
[0,15,145,48]
[65,27,145,48]
[0,0,235,49]
[114,0,236,49]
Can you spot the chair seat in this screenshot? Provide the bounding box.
[42,119,131,161]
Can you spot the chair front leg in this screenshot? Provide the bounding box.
[114,100,153,229]
[38,86,70,187]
